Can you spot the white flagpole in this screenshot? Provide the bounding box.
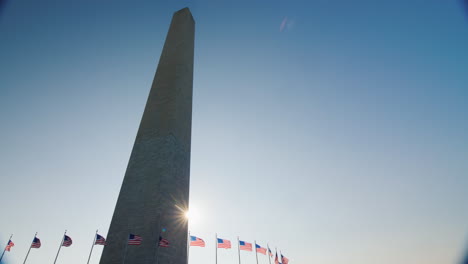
[267,244,272,264]
[86,230,98,264]
[187,230,190,264]
[0,234,13,262]
[237,237,241,264]
[23,233,37,264]
[254,240,259,264]
[53,230,66,264]
[215,233,218,264]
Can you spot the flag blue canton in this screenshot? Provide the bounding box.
[62,235,72,247]
[128,234,142,245]
[95,234,106,245]
[31,237,41,248]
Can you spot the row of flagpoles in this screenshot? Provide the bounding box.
[0,231,74,264]
[1,232,290,264]
[188,233,290,264]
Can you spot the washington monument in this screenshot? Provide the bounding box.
[100,7,194,264]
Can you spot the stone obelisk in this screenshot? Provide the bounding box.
[100,7,194,264]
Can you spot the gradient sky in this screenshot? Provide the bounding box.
[1,0,468,264]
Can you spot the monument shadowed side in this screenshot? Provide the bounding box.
[99,7,194,264]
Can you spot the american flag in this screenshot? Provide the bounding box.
[275,252,279,264]
[239,240,252,251]
[268,247,273,257]
[5,240,14,251]
[159,236,169,248]
[95,234,106,245]
[281,254,289,264]
[31,237,41,248]
[190,236,205,247]
[62,235,72,247]
[256,244,267,255]
[217,238,231,249]
[128,234,142,245]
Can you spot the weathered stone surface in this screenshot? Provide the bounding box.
[99,7,194,264]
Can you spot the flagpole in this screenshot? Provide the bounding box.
[254,240,259,264]
[237,237,241,264]
[0,234,13,262]
[215,233,217,264]
[153,213,162,264]
[23,233,37,264]
[122,233,129,264]
[274,248,277,264]
[86,230,98,264]
[187,230,190,264]
[276,248,278,264]
[154,235,160,264]
[267,244,272,264]
[53,230,66,264]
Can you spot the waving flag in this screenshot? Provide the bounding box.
[128,234,142,245]
[268,247,273,257]
[239,240,252,251]
[95,234,106,245]
[275,252,279,264]
[62,235,73,247]
[5,240,14,251]
[31,237,41,248]
[281,254,289,264]
[256,244,267,255]
[217,238,231,249]
[190,236,205,247]
[159,236,169,247]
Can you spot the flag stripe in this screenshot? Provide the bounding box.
[190,236,205,247]
[31,237,41,248]
[159,237,169,247]
[256,244,267,255]
[128,234,142,245]
[95,234,106,245]
[5,240,14,251]
[239,241,252,251]
[62,235,72,247]
[217,238,231,249]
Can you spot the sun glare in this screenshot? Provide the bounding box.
[185,206,201,225]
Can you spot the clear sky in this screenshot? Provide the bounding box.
[1,0,468,264]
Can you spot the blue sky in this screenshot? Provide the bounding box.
[1,0,468,264]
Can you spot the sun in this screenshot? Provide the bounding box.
[185,206,201,225]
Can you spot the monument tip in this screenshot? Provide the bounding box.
[174,7,195,22]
